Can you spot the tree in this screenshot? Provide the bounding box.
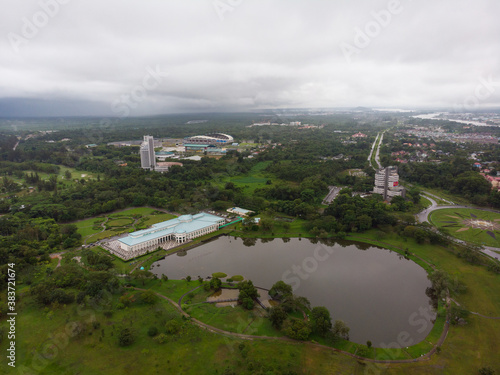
[269,280,293,301]
[147,326,159,337]
[118,328,135,346]
[64,170,72,180]
[237,280,259,309]
[449,305,470,325]
[428,270,449,300]
[132,270,154,286]
[478,366,496,375]
[165,320,181,334]
[332,320,350,340]
[282,318,311,341]
[241,297,254,310]
[260,218,274,232]
[408,187,421,204]
[281,294,311,313]
[268,306,288,329]
[311,306,332,336]
[140,290,158,305]
[210,277,222,291]
[357,214,372,231]
[283,222,291,233]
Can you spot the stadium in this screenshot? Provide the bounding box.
[183,133,234,145]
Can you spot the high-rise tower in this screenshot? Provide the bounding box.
[140,136,156,170]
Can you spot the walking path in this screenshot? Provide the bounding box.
[450,298,500,320]
[50,252,65,268]
[130,286,450,364]
[84,217,109,245]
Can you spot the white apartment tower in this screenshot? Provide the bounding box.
[373,166,406,200]
[140,136,156,170]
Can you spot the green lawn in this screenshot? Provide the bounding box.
[106,217,135,227]
[73,208,178,243]
[74,217,105,237]
[429,208,500,247]
[219,161,275,194]
[420,195,432,208]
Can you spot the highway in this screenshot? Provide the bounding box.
[368,131,385,170]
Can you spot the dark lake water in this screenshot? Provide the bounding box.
[151,236,436,346]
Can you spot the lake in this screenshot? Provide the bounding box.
[151,236,436,346]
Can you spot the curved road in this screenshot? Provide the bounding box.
[416,194,500,260]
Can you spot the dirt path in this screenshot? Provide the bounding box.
[450,298,500,319]
[84,217,109,245]
[130,287,451,364]
[50,253,63,268]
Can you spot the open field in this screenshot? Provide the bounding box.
[429,208,500,247]
[4,227,500,374]
[74,217,105,237]
[0,292,368,375]
[73,207,177,243]
[219,161,274,194]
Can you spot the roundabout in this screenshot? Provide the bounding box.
[429,208,500,248]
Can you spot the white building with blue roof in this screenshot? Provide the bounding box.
[110,213,225,260]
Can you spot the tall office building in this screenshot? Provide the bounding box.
[373,166,406,200]
[140,136,156,170]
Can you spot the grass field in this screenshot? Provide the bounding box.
[106,217,134,227]
[73,207,177,244]
[74,217,105,237]
[1,292,368,375]
[219,161,275,194]
[4,227,500,374]
[420,195,432,208]
[429,208,500,247]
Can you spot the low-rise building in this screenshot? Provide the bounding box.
[227,207,254,217]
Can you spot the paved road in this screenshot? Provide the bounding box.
[374,132,384,169]
[367,132,380,170]
[415,194,500,260]
[322,186,343,204]
[421,191,454,205]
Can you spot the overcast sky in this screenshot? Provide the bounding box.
[1,0,499,116]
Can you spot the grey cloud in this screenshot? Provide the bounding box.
[0,0,499,116]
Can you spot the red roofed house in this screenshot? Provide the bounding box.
[352,132,367,138]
